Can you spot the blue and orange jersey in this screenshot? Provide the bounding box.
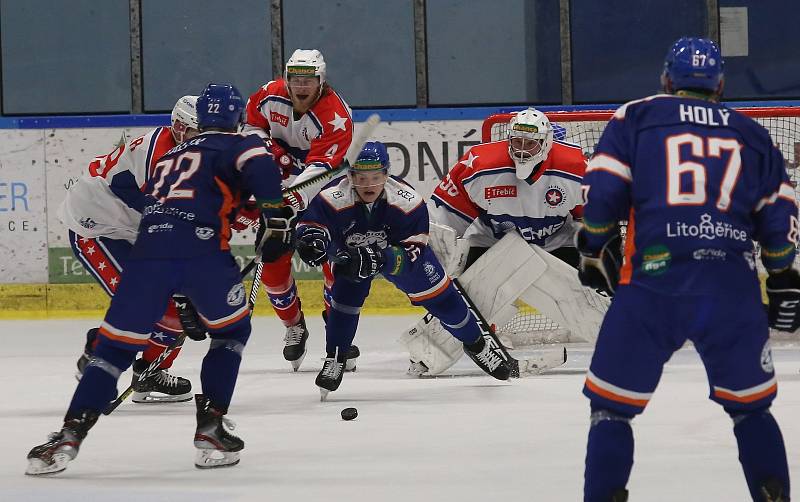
[297,175,431,278]
[133,131,283,258]
[582,93,799,295]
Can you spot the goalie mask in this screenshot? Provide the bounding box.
[508,108,554,180]
[170,95,199,143]
[285,49,326,112]
[350,141,389,203]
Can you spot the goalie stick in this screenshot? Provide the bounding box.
[452,278,567,377]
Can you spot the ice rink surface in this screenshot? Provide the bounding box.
[2,315,799,501]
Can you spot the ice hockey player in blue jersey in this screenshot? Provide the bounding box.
[25,83,286,475]
[576,38,798,501]
[295,141,514,400]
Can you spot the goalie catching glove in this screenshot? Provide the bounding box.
[296,227,330,267]
[766,267,800,332]
[333,245,385,281]
[575,227,623,296]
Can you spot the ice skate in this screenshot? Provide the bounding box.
[463,333,512,380]
[316,349,345,401]
[760,478,786,502]
[193,394,244,469]
[610,489,628,502]
[25,411,98,476]
[283,316,309,371]
[344,344,360,372]
[131,358,192,403]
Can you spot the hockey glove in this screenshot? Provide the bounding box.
[231,199,260,231]
[256,206,297,263]
[766,268,800,332]
[172,295,207,341]
[575,229,623,296]
[268,140,295,179]
[296,227,330,267]
[332,245,385,282]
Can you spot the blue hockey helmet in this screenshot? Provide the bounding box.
[662,37,724,93]
[197,83,244,131]
[351,141,390,173]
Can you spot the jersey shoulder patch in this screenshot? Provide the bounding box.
[455,141,515,182]
[384,177,423,214]
[318,177,356,211]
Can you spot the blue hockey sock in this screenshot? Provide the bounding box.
[729,407,790,500]
[324,305,360,356]
[66,341,136,418]
[584,407,635,502]
[419,285,481,343]
[200,325,250,411]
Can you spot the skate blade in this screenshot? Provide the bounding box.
[25,453,70,476]
[289,350,307,372]
[194,449,240,469]
[319,388,331,402]
[132,391,193,403]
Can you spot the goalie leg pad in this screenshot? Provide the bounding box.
[516,245,610,343]
[399,313,464,376]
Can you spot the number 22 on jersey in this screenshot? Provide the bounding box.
[150,151,202,202]
[666,133,742,211]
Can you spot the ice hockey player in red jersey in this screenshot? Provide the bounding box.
[241,48,354,371]
[58,95,205,403]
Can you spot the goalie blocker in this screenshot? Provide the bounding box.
[401,228,607,376]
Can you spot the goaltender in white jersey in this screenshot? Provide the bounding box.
[401,108,609,376]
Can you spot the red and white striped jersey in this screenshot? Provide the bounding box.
[243,79,353,201]
[428,140,587,251]
[59,127,177,243]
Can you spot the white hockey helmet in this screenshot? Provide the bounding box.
[170,95,199,143]
[507,108,554,180]
[284,49,327,87]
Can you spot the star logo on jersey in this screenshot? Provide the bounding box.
[329,112,348,132]
[461,152,479,169]
[544,186,566,207]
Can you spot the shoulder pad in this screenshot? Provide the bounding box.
[385,177,423,213]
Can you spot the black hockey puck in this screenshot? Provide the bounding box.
[341,407,358,421]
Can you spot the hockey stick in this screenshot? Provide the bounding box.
[103,330,188,415]
[452,278,567,377]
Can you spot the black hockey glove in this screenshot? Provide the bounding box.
[332,245,385,282]
[296,227,329,267]
[575,229,623,296]
[766,268,800,332]
[172,295,207,341]
[255,206,297,262]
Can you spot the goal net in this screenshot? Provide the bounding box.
[481,106,800,344]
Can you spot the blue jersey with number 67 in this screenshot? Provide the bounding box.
[582,94,798,296]
[133,131,282,259]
